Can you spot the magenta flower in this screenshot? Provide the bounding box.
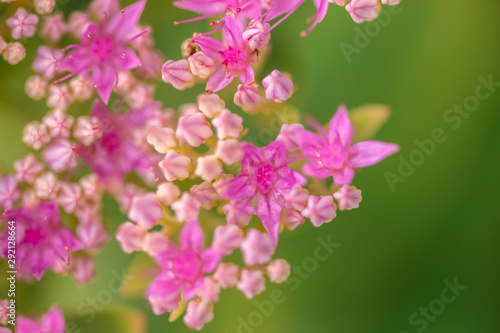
[146,222,221,315]
[58,0,146,104]
[193,12,257,93]
[220,141,296,244]
[297,105,399,185]
[17,306,65,333]
[1,201,82,280]
[174,0,261,25]
[76,99,159,183]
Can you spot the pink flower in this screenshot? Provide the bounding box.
[266,259,291,283]
[128,193,163,229]
[174,0,261,25]
[193,12,257,93]
[0,176,20,209]
[58,0,147,104]
[240,229,274,265]
[32,46,64,80]
[220,141,296,244]
[17,306,65,333]
[345,0,380,24]
[212,225,243,255]
[6,7,39,40]
[237,269,265,299]
[1,202,82,280]
[302,195,336,227]
[333,184,362,210]
[297,105,399,185]
[262,70,293,102]
[146,222,221,315]
[184,299,214,330]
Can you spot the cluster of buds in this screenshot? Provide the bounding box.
[0,0,403,330]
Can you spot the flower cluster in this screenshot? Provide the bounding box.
[0,0,403,330]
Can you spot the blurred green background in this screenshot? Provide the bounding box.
[1,0,499,332]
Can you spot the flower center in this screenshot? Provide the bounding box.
[174,252,202,282]
[319,143,349,170]
[252,163,278,193]
[220,46,251,72]
[23,228,45,245]
[92,37,114,63]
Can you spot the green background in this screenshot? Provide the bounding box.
[1,0,499,332]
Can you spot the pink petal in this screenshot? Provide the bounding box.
[206,66,234,93]
[220,175,255,200]
[303,160,331,178]
[256,192,282,245]
[349,140,399,167]
[332,166,355,185]
[41,306,65,333]
[327,105,353,147]
[194,36,224,62]
[202,248,221,273]
[180,221,204,252]
[107,0,146,39]
[117,48,142,71]
[297,129,324,158]
[92,67,114,104]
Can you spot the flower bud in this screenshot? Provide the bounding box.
[6,8,39,40]
[214,263,239,288]
[147,126,177,153]
[2,42,26,65]
[188,51,214,79]
[116,221,147,253]
[212,109,243,139]
[176,113,212,147]
[183,300,214,331]
[266,259,291,283]
[34,0,56,14]
[240,229,274,266]
[216,139,242,165]
[212,225,244,255]
[333,184,362,210]
[237,270,265,299]
[195,156,222,181]
[302,195,337,227]
[262,70,293,102]
[128,193,163,229]
[161,59,195,90]
[234,83,262,111]
[25,75,48,100]
[159,151,191,181]
[197,93,224,118]
[156,182,181,207]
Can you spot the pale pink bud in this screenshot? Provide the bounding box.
[58,182,81,213]
[240,229,274,266]
[216,139,242,165]
[234,83,262,111]
[156,182,181,207]
[171,193,200,222]
[159,150,191,181]
[197,93,225,118]
[74,201,100,225]
[34,172,60,199]
[70,255,96,285]
[42,109,74,138]
[214,263,239,288]
[147,126,177,153]
[90,0,119,20]
[262,70,293,102]
[276,123,304,152]
[22,121,50,150]
[25,75,48,100]
[333,184,362,210]
[2,42,26,65]
[114,71,136,94]
[42,138,77,172]
[266,259,291,283]
[76,221,109,251]
[212,225,244,255]
[6,7,39,40]
[188,51,214,79]
[80,174,100,197]
[176,113,213,147]
[128,193,163,229]
[179,103,200,116]
[148,292,180,316]
[213,173,234,195]
[190,181,219,209]
[32,46,63,80]
[237,269,265,299]
[183,300,214,331]
[197,277,221,302]
[302,195,337,227]
[212,109,243,139]
[161,59,195,90]
[0,176,20,209]
[34,0,56,14]
[67,11,89,39]
[73,116,101,146]
[70,74,94,101]
[21,189,40,209]
[222,199,253,226]
[331,0,347,6]
[116,221,147,254]
[142,232,171,256]
[126,83,154,109]
[39,12,66,42]
[47,84,73,110]
[242,19,271,50]
[0,35,7,53]
[137,48,165,80]
[14,154,44,184]
[283,208,305,231]
[382,0,400,5]
[195,156,222,181]
[283,186,308,210]
[345,0,380,24]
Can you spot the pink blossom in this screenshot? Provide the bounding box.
[70,73,94,101]
[174,0,261,25]
[214,262,239,288]
[2,42,26,65]
[222,198,253,226]
[42,139,78,172]
[1,202,82,280]
[0,176,20,209]
[47,84,73,110]
[197,277,221,302]
[128,193,163,229]
[333,184,362,210]
[237,269,265,299]
[70,255,96,285]
[220,141,296,243]
[302,195,337,227]
[161,59,196,90]
[266,259,291,283]
[34,172,60,200]
[159,151,192,181]
[234,83,262,111]
[25,75,48,100]
[76,220,109,251]
[57,182,81,213]
[189,52,214,79]
[116,221,147,253]
[183,299,214,330]
[216,139,242,165]
[14,154,44,183]
[197,93,225,118]
[276,123,305,152]
[283,207,305,230]
[42,109,74,138]
[212,225,244,255]
[193,12,257,93]
[67,11,90,39]
[34,0,56,15]
[240,229,274,265]
[212,109,243,139]
[32,46,64,80]
[59,0,146,104]
[262,70,293,102]
[6,7,39,40]
[345,0,380,24]
[22,121,50,150]
[283,185,309,211]
[147,126,178,153]
[176,112,213,147]
[195,156,223,181]
[190,181,220,209]
[242,19,271,50]
[146,222,221,314]
[156,182,181,206]
[171,193,201,222]
[17,306,65,333]
[297,105,399,185]
[39,12,66,43]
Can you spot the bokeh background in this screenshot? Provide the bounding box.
[1,0,499,332]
